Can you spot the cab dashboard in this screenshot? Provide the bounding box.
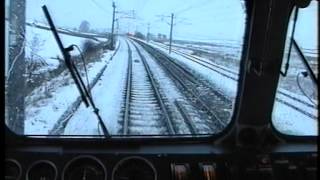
[5,131,318,180]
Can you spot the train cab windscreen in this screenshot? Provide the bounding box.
[5,0,247,137]
[5,0,317,137]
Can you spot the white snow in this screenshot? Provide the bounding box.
[272,102,317,136]
[63,38,128,135]
[142,38,318,136]
[25,26,98,71]
[25,46,117,135]
[23,34,318,136]
[134,41,216,134]
[164,41,243,60]
[145,39,239,99]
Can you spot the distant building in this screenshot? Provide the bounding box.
[157,33,167,42]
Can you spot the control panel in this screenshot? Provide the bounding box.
[5,145,317,180]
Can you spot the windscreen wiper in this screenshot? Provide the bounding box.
[279,7,317,87]
[292,38,318,88]
[42,5,110,137]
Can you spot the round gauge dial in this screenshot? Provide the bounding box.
[62,155,107,180]
[112,156,157,180]
[5,159,22,180]
[26,160,58,180]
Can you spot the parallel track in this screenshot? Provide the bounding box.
[154,42,317,120]
[135,39,232,131]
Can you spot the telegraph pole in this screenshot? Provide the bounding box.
[156,13,190,54]
[110,1,116,49]
[147,23,150,42]
[169,13,174,54]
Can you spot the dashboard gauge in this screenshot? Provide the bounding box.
[171,163,190,180]
[62,155,107,180]
[112,156,157,180]
[199,163,217,180]
[26,160,58,180]
[5,159,22,180]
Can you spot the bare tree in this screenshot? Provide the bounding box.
[79,20,90,33]
[26,34,47,79]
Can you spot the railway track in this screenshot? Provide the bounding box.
[121,40,175,135]
[154,42,317,120]
[134,39,233,131]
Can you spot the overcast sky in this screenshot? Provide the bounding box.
[26,0,246,42]
[25,0,317,48]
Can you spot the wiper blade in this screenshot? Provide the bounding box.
[42,5,110,137]
[292,38,318,87]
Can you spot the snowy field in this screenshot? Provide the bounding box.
[146,39,318,136]
[25,48,117,134]
[166,40,243,60]
[22,35,317,136]
[21,33,318,136]
[24,26,116,135]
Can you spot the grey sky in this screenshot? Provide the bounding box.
[26,0,317,47]
[27,0,246,42]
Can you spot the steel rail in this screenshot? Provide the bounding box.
[155,42,317,119]
[135,40,229,130]
[123,41,133,135]
[130,41,176,135]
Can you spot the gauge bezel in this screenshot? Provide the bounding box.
[26,160,58,180]
[62,155,107,180]
[5,158,22,180]
[112,156,157,180]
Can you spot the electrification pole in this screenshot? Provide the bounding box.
[169,13,174,54]
[147,23,150,42]
[111,1,116,49]
[156,13,190,54]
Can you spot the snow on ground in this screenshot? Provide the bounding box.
[145,39,318,135]
[134,41,215,134]
[173,42,242,59]
[96,37,109,42]
[277,89,317,114]
[147,40,239,99]
[24,34,318,136]
[63,38,128,135]
[272,102,317,136]
[25,45,116,135]
[152,40,241,73]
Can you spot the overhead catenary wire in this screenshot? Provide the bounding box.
[90,0,110,14]
[174,0,213,15]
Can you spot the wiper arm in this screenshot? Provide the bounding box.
[292,38,318,88]
[42,5,110,137]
